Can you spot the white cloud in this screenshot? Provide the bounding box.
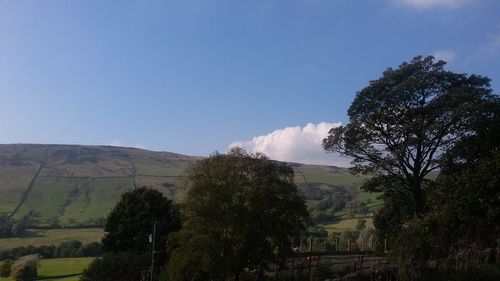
[395,0,475,9]
[432,49,456,62]
[107,140,147,149]
[229,122,352,167]
[108,140,124,147]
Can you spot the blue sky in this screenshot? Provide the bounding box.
[1,0,499,165]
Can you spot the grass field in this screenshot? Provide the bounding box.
[134,160,190,177]
[321,218,375,235]
[59,177,134,225]
[297,166,368,189]
[0,257,93,281]
[0,228,104,250]
[13,177,134,226]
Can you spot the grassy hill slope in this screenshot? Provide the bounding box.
[0,144,378,228]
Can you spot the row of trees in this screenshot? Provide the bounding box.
[0,241,102,261]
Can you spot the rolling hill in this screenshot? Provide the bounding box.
[0,144,377,228]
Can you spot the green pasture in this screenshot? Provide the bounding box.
[322,218,375,235]
[13,177,134,226]
[134,160,189,176]
[60,177,134,225]
[297,166,367,189]
[0,257,92,281]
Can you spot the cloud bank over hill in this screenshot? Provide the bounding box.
[108,140,146,149]
[229,122,352,167]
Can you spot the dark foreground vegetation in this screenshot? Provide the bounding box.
[323,56,500,280]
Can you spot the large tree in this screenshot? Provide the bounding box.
[163,148,308,281]
[102,186,181,254]
[323,56,497,216]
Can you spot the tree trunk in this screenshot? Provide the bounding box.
[413,185,425,218]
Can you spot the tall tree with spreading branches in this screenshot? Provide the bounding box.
[323,56,497,217]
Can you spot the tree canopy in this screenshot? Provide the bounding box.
[83,186,181,281]
[163,148,308,281]
[102,186,181,254]
[323,55,498,216]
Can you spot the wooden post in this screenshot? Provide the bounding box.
[384,237,387,253]
[336,237,339,252]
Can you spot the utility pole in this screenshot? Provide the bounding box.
[291,239,295,280]
[308,237,313,281]
[150,217,157,281]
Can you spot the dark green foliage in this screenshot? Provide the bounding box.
[83,186,181,281]
[0,259,13,277]
[315,196,333,212]
[102,186,181,255]
[163,148,308,281]
[421,110,500,258]
[80,253,149,281]
[309,191,350,224]
[0,214,14,238]
[373,192,414,239]
[323,55,497,217]
[356,219,366,231]
[382,92,500,279]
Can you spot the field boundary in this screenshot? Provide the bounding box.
[37,273,83,280]
[9,147,50,217]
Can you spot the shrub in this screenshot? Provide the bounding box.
[10,255,38,281]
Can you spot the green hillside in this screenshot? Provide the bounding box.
[0,144,377,228]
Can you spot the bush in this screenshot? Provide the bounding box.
[10,255,38,281]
